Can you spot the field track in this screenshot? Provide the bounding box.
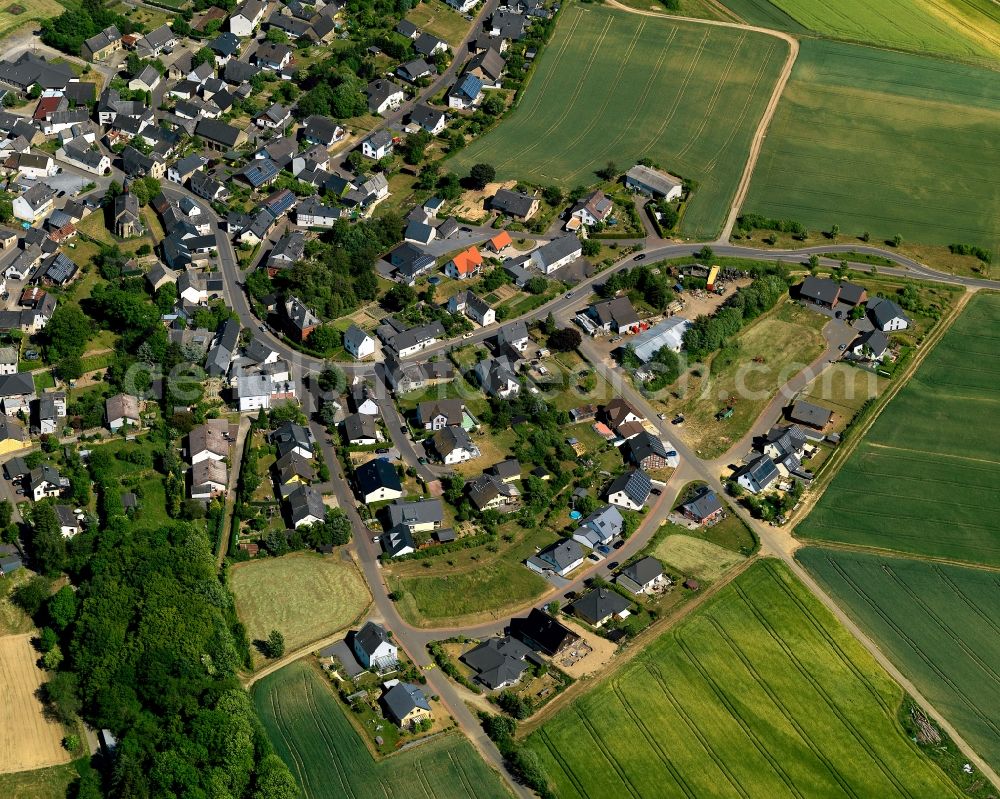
[0,634,70,774]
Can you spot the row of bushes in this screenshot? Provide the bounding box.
[948,243,992,263]
[427,642,482,695]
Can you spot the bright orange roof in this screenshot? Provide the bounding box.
[451,246,483,275]
[490,230,512,250]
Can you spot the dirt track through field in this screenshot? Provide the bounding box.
[603,0,799,242]
[0,634,70,774]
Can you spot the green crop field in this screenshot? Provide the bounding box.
[230,552,371,660]
[450,4,787,239]
[252,660,511,799]
[525,560,960,799]
[742,40,1000,253]
[721,0,1000,60]
[796,293,1000,566]
[799,547,1000,773]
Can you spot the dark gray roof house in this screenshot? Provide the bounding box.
[680,487,723,523]
[734,455,780,494]
[788,399,833,429]
[569,587,631,626]
[382,682,430,726]
[616,556,665,594]
[461,636,532,690]
[489,188,537,218]
[355,457,402,497]
[605,468,652,509]
[510,608,579,656]
[387,498,443,530]
[526,538,583,576]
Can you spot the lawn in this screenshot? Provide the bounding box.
[666,298,828,458]
[0,567,35,636]
[799,546,1000,775]
[0,0,63,39]
[230,552,371,662]
[524,559,963,799]
[252,660,511,799]
[725,0,1000,61]
[654,534,746,581]
[0,760,87,799]
[388,557,548,626]
[800,362,888,429]
[449,4,787,239]
[742,39,1000,254]
[404,0,470,45]
[796,293,1000,566]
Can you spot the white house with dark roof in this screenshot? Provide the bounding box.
[572,505,624,548]
[498,320,529,352]
[616,556,666,595]
[606,468,652,510]
[527,538,583,577]
[529,236,582,274]
[867,296,910,332]
[734,455,780,494]
[353,621,398,670]
[344,324,375,359]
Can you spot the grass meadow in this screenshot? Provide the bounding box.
[450,4,787,239]
[799,547,1000,773]
[252,660,510,799]
[742,40,1000,253]
[796,293,1000,566]
[230,552,371,663]
[525,560,961,798]
[721,0,1000,60]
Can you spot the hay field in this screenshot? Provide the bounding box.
[800,547,1000,772]
[450,4,787,239]
[252,660,510,799]
[723,0,1000,60]
[525,560,960,798]
[0,634,70,774]
[654,534,746,581]
[742,40,1000,253]
[230,552,371,660]
[796,293,1000,566]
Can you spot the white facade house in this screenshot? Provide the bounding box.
[353,621,398,670]
[344,325,376,359]
[445,0,478,10]
[229,0,266,36]
[362,130,394,160]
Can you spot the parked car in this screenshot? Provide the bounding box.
[598,545,611,555]
[671,414,685,425]
[634,254,645,261]
[612,540,625,550]
[372,536,380,543]
[651,488,662,496]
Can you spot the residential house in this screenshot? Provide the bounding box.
[449,74,483,109]
[128,65,162,93]
[210,31,241,65]
[353,621,398,670]
[256,102,291,129]
[379,319,445,358]
[0,414,27,455]
[464,48,505,85]
[387,242,435,284]
[300,115,344,147]
[467,473,519,511]
[13,184,55,222]
[571,504,624,549]
[382,356,455,393]
[431,425,480,464]
[679,486,724,525]
[0,348,16,376]
[606,468,652,510]
[616,556,667,595]
[410,103,446,134]
[510,608,579,657]
[296,196,342,227]
[851,328,890,361]
[188,419,230,464]
[28,465,61,501]
[448,290,495,326]
[355,457,403,504]
[404,219,436,246]
[867,296,910,331]
[284,296,320,340]
[461,636,531,690]
[362,129,394,160]
[529,236,582,274]
[498,320,529,352]
[734,455,780,494]
[417,398,464,430]
[82,26,123,61]
[55,505,81,538]
[195,118,247,152]
[569,587,630,627]
[381,525,416,557]
[413,32,448,57]
[474,356,519,398]
[587,296,640,335]
[287,483,326,527]
[31,394,59,435]
[366,79,404,114]
[570,190,613,227]
[135,24,176,58]
[397,58,435,83]
[269,422,314,459]
[444,246,483,280]
[190,171,228,202]
[382,683,431,729]
[788,399,833,430]
[230,0,267,36]
[527,538,584,577]
[190,458,228,500]
[624,164,683,200]
[604,397,643,431]
[486,230,512,255]
[105,394,141,432]
[444,0,478,12]
[387,498,444,533]
[276,452,314,489]
[349,384,380,416]
[344,325,376,359]
[622,431,677,470]
[343,412,377,445]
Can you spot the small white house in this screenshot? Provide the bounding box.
[353,621,398,670]
[344,325,375,359]
[362,130,394,160]
[229,0,266,36]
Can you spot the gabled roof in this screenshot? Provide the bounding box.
[623,431,669,464]
[287,483,325,524]
[432,424,475,456]
[343,412,376,441]
[382,682,430,723]
[355,457,402,495]
[388,498,443,527]
[680,486,722,521]
[510,608,578,656]
[606,468,651,506]
[569,587,630,625]
[619,556,663,587]
[355,620,392,655]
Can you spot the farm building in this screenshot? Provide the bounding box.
[629,316,692,361]
[624,164,683,201]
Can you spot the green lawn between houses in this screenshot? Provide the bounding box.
[524,559,963,799]
[450,4,787,240]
